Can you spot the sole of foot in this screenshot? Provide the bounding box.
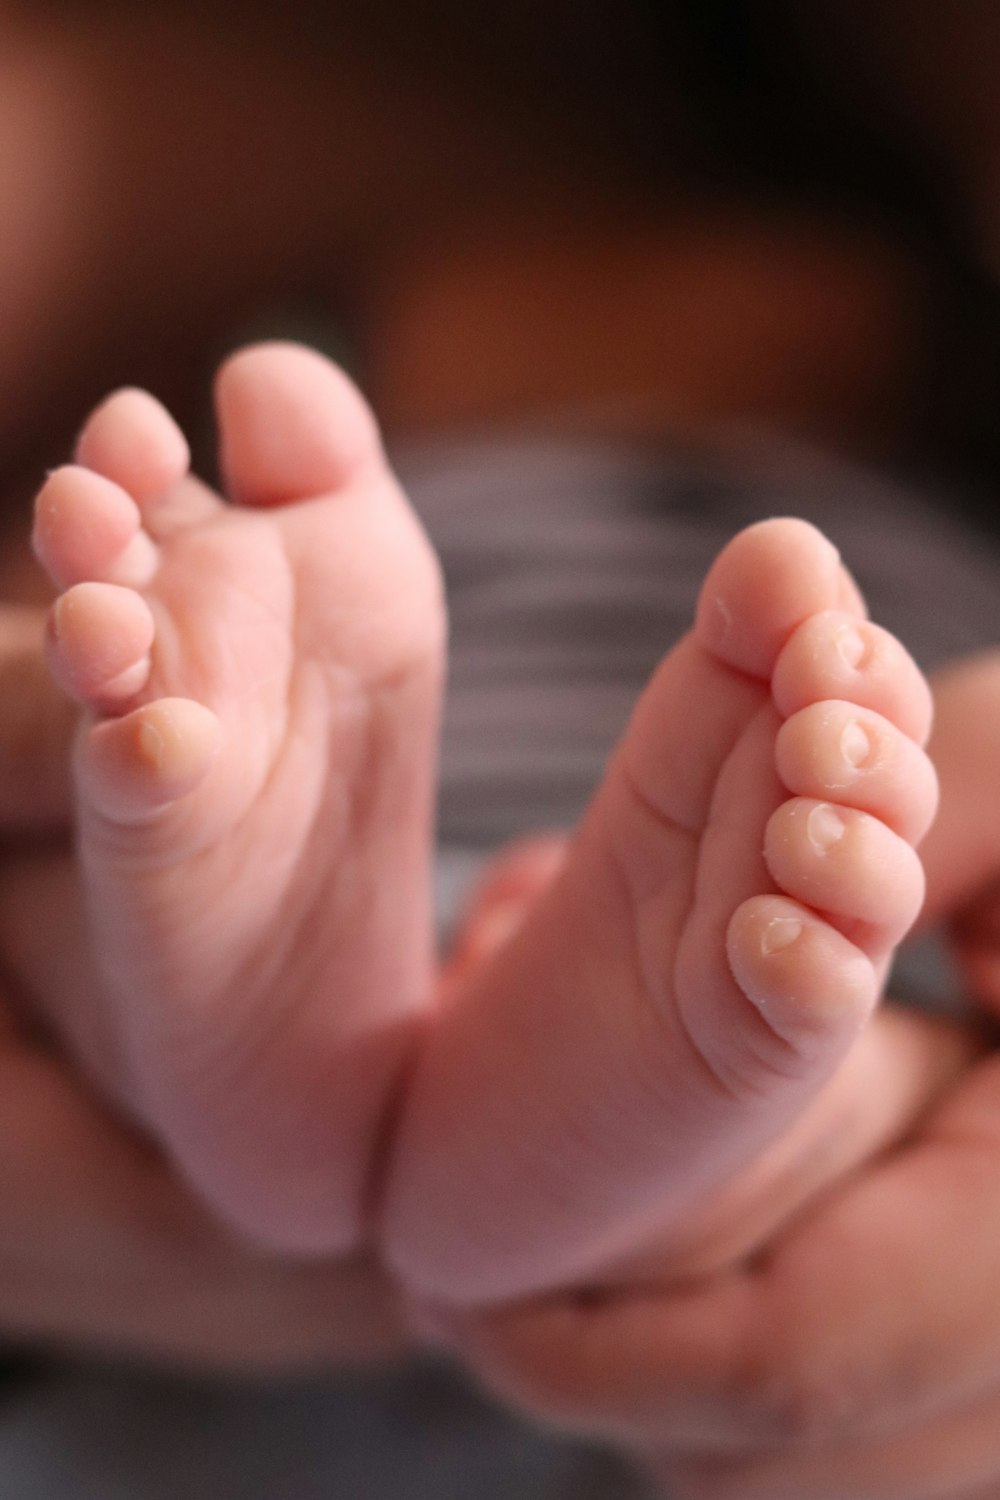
[382,518,936,1303]
[34,342,445,1254]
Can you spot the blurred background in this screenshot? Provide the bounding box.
[4,1,1000,518]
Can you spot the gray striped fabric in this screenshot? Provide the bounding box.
[397,430,1000,860]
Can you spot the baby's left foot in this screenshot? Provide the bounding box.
[33,343,445,1254]
[384,520,936,1303]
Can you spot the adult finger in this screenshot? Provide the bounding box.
[660,1382,1000,1500]
[0,1013,407,1369]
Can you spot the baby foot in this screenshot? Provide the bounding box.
[383,519,936,1303]
[33,343,445,1254]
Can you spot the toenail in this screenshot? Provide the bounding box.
[808,803,846,852]
[835,624,867,670]
[840,721,872,769]
[760,915,803,956]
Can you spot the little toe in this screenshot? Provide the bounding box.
[775,702,938,845]
[764,796,925,947]
[216,341,383,507]
[78,698,222,825]
[76,388,191,508]
[33,467,158,589]
[47,582,154,709]
[773,611,933,745]
[727,895,878,1064]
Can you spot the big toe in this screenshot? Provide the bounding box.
[695,517,848,678]
[216,342,384,507]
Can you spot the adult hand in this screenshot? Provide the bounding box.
[0,602,409,1371]
[444,1032,1000,1499]
[435,653,1000,1500]
[0,1005,408,1370]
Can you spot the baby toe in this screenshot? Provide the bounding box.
[216,341,383,507]
[835,563,869,619]
[764,797,925,948]
[80,698,222,824]
[47,582,154,709]
[773,611,933,745]
[34,466,158,589]
[76,387,191,508]
[727,894,878,1062]
[695,519,844,678]
[775,702,938,845]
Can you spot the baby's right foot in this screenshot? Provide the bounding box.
[383,520,937,1303]
[33,344,445,1255]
